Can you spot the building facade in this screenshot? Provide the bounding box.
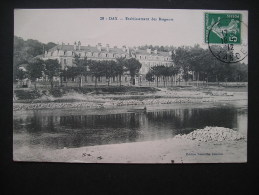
[42,41,174,76]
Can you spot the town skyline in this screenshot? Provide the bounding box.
[14,35,179,49]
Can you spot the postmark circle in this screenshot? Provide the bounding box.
[208,17,248,63]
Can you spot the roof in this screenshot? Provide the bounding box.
[49,44,128,54]
[48,44,171,57]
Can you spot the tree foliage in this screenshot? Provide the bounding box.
[26,59,45,89]
[145,71,154,85]
[124,58,142,84]
[44,59,61,89]
[172,45,248,82]
[13,36,57,81]
[16,68,27,81]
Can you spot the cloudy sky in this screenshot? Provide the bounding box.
[14,9,248,48]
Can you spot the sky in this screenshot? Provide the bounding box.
[14,9,248,49]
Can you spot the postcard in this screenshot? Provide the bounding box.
[13,9,248,163]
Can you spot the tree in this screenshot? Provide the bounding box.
[124,58,142,85]
[44,42,57,51]
[187,45,205,86]
[73,55,88,88]
[60,68,68,87]
[16,67,27,81]
[15,68,28,87]
[116,57,126,86]
[172,46,192,85]
[25,39,44,57]
[44,59,61,89]
[13,36,57,82]
[151,65,163,87]
[102,60,114,86]
[150,65,173,87]
[145,70,154,86]
[234,63,248,82]
[168,66,180,86]
[65,66,80,83]
[88,60,106,88]
[13,37,31,81]
[27,59,44,90]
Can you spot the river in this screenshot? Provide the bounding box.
[13,101,247,150]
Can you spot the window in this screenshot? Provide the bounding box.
[64,59,67,64]
[106,54,108,57]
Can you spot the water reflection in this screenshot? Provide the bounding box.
[13,105,247,149]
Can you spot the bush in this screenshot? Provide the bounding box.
[49,88,64,97]
[15,90,41,100]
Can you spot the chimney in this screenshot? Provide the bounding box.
[74,41,77,50]
[97,43,102,51]
[154,50,157,54]
[106,44,110,52]
[78,41,81,50]
[147,48,151,54]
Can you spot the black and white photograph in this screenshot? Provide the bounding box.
[13,9,248,163]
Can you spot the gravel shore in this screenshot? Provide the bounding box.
[174,126,245,142]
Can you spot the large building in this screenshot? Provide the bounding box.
[42,41,174,76]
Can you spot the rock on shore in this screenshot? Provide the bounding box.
[174,126,245,142]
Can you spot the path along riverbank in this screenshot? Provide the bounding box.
[13,87,247,111]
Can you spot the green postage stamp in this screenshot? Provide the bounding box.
[205,13,242,44]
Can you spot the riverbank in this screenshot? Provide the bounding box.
[13,85,247,111]
[13,126,247,163]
